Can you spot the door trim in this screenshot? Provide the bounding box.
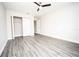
[11,16,23,39]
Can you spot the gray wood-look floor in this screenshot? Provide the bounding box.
[1,34,79,57]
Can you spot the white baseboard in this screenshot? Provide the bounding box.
[8,35,35,40]
[0,40,8,56]
[37,33,79,44]
[8,37,12,40]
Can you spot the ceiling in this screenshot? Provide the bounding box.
[3,2,71,17]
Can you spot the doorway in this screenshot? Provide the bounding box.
[34,20,37,35]
[11,16,23,39]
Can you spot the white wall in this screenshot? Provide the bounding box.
[37,3,79,43]
[0,3,7,55]
[23,17,34,36]
[6,9,34,39]
[36,19,41,34]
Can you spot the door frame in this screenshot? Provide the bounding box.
[11,16,23,39]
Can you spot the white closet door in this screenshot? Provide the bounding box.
[14,17,22,37]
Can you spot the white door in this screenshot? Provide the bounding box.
[13,17,23,37]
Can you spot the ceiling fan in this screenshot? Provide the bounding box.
[34,2,51,12]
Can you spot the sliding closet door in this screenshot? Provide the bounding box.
[13,17,23,37]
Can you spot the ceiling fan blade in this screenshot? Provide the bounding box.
[34,2,40,6]
[37,8,40,12]
[42,4,51,7]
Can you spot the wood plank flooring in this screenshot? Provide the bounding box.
[1,34,79,57]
